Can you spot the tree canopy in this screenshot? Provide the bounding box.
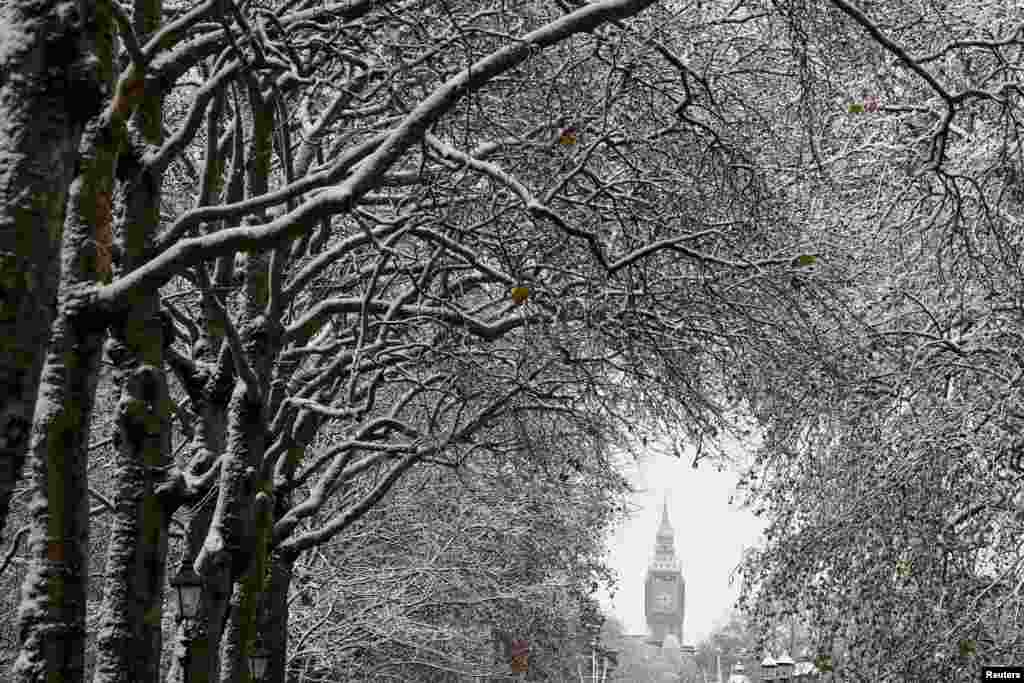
[0,0,1021,681]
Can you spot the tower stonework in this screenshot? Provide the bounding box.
[644,499,685,646]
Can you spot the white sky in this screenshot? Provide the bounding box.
[600,447,765,645]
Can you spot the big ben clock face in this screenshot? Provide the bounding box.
[652,577,676,612]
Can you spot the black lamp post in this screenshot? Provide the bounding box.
[577,642,615,683]
[249,641,270,682]
[171,566,203,621]
[602,647,618,682]
[170,566,203,683]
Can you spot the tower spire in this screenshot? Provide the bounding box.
[657,493,673,539]
[652,494,679,571]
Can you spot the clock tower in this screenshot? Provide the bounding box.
[644,499,685,646]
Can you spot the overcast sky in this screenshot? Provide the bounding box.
[600,446,765,644]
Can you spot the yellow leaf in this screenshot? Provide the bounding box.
[896,559,912,577]
[511,286,529,305]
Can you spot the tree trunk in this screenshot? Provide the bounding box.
[217,581,247,683]
[194,382,268,683]
[261,551,294,683]
[12,9,119,673]
[90,0,172,677]
[91,170,170,683]
[208,351,273,683]
[90,325,173,683]
[218,491,273,683]
[197,75,280,683]
[0,0,105,544]
[12,292,104,683]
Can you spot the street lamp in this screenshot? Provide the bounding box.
[249,642,270,682]
[602,647,618,681]
[775,652,794,683]
[761,654,777,682]
[170,566,203,621]
[577,641,615,683]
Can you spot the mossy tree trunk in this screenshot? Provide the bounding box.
[218,491,273,683]
[90,0,177,678]
[260,549,294,683]
[202,75,280,683]
[0,0,106,544]
[13,2,118,680]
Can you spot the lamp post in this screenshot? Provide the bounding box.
[577,610,606,683]
[576,638,614,683]
[170,566,203,683]
[170,566,203,621]
[577,641,615,683]
[249,640,270,682]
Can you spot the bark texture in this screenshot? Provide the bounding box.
[218,492,272,683]
[0,0,107,543]
[91,0,173,673]
[13,288,104,683]
[91,182,171,683]
[196,78,280,683]
[89,344,172,683]
[12,3,116,677]
[261,551,293,683]
[196,380,267,683]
